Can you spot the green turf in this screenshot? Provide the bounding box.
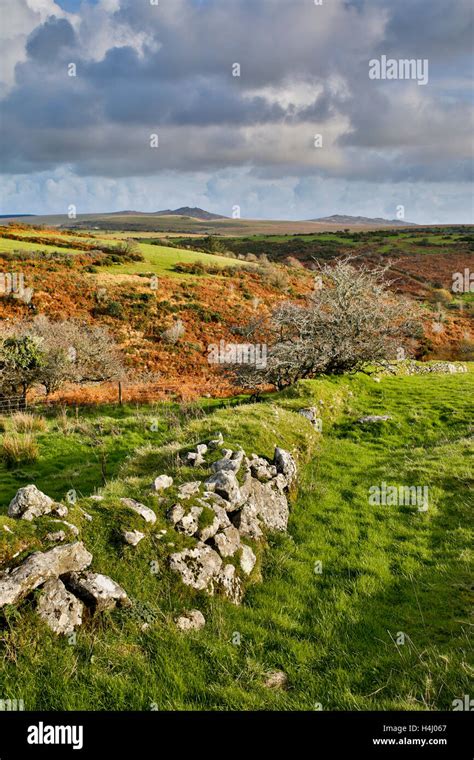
[0,369,472,710]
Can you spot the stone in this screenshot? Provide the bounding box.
[217,564,242,604]
[232,503,263,540]
[186,451,205,467]
[0,542,92,608]
[196,444,208,456]
[240,544,257,575]
[8,485,55,521]
[169,543,222,593]
[175,609,205,632]
[176,506,202,537]
[208,432,224,449]
[89,495,103,502]
[205,470,242,509]
[214,526,241,558]
[357,415,392,424]
[273,447,297,487]
[120,498,157,524]
[177,481,201,500]
[123,530,145,546]
[254,480,289,532]
[167,503,185,525]
[37,578,83,635]
[54,505,69,518]
[50,519,79,537]
[249,455,277,482]
[45,531,66,543]
[152,475,173,491]
[298,406,319,425]
[79,507,93,522]
[211,449,244,475]
[64,571,130,613]
[264,670,288,690]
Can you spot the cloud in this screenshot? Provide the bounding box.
[0,0,472,219]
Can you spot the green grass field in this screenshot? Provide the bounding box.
[0,368,472,710]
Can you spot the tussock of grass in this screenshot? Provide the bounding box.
[1,433,39,466]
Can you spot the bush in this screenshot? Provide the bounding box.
[1,433,39,465]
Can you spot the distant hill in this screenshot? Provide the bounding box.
[153,207,228,220]
[309,214,417,226]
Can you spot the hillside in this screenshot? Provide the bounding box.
[0,369,471,709]
[310,214,417,226]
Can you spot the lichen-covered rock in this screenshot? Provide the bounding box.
[167,503,185,525]
[240,544,257,575]
[169,543,222,593]
[211,449,245,475]
[249,455,277,482]
[64,571,130,613]
[186,451,205,467]
[0,542,92,608]
[122,529,145,546]
[152,475,173,491]
[120,498,156,524]
[175,609,205,632]
[205,470,242,509]
[177,481,201,500]
[217,564,242,604]
[214,526,241,558]
[232,503,263,540]
[196,444,208,456]
[7,485,63,522]
[37,578,84,635]
[176,506,203,537]
[273,447,297,487]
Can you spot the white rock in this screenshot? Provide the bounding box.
[152,475,173,491]
[214,526,241,558]
[64,571,130,613]
[120,498,157,524]
[123,529,145,546]
[8,485,53,521]
[37,578,83,635]
[175,609,205,632]
[240,544,257,575]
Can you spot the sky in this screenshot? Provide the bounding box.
[0,0,473,223]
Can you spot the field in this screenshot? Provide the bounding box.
[0,369,472,709]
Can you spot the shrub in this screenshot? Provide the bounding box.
[1,433,39,465]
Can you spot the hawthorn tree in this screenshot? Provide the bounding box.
[225,258,420,391]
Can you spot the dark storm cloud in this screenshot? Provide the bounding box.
[0,0,472,184]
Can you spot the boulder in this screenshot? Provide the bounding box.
[254,481,289,532]
[273,447,297,487]
[123,529,145,547]
[8,485,58,522]
[120,498,156,524]
[169,543,222,593]
[37,578,84,635]
[298,407,320,426]
[205,470,242,509]
[0,542,92,608]
[196,444,208,456]
[232,503,263,540]
[214,526,241,558]
[175,609,205,632]
[211,449,244,475]
[64,571,130,613]
[240,544,257,575]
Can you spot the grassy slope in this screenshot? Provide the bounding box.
[0,370,472,710]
